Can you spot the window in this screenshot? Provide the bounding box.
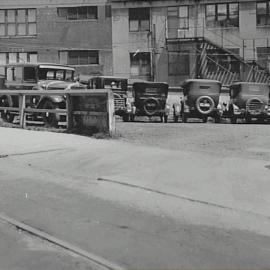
[205,3,239,27]
[257,47,270,69]
[66,50,99,65]
[130,52,151,77]
[24,67,36,81]
[0,9,36,36]
[257,1,270,26]
[57,6,98,20]
[129,8,150,32]
[0,52,37,64]
[179,6,189,29]
[168,51,190,76]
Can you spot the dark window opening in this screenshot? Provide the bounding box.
[257,1,270,26]
[129,8,150,32]
[57,6,98,20]
[67,50,99,65]
[130,52,151,77]
[24,67,36,81]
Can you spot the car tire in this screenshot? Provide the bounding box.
[42,101,59,128]
[202,116,208,123]
[122,114,130,122]
[130,114,135,122]
[181,112,188,123]
[214,115,221,123]
[230,115,237,124]
[164,115,168,123]
[245,115,251,124]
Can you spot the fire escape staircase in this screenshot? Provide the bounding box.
[195,37,270,87]
[166,24,270,86]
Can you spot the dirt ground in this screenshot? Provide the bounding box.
[115,120,270,161]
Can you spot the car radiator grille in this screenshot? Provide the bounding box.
[246,99,264,111]
[114,98,125,110]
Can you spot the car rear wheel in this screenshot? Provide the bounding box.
[122,114,130,122]
[214,115,221,123]
[164,115,168,123]
[245,115,251,124]
[230,115,237,124]
[181,112,188,123]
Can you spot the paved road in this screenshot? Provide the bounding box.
[1,122,270,269]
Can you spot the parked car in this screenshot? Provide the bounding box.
[132,81,170,122]
[227,82,270,124]
[0,63,86,127]
[80,75,134,122]
[180,79,222,123]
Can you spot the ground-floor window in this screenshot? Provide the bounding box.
[130,52,151,78]
[59,50,99,65]
[168,51,190,76]
[0,51,37,75]
[257,47,270,70]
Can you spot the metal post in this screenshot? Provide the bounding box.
[19,94,26,128]
[66,93,73,131]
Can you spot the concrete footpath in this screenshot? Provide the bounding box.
[0,218,108,270]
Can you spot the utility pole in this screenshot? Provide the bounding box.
[194,0,200,78]
[151,23,156,81]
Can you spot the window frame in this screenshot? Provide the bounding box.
[129,8,150,32]
[205,3,239,28]
[57,6,98,20]
[130,52,151,77]
[66,50,99,65]
[0,8,36,37]
[257,1,270,26]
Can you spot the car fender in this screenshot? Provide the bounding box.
[37,95,65,109]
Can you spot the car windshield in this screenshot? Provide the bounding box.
[38,68,74,81]
[102,79,127,91]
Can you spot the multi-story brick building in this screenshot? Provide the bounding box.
[0,0,112,76]
[111,0,270,86]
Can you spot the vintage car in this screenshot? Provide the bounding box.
[180,79,222,123]
[80,75,134,122]
[228,82,270,124]
[0,63,86,127]
[132,81,170,122]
